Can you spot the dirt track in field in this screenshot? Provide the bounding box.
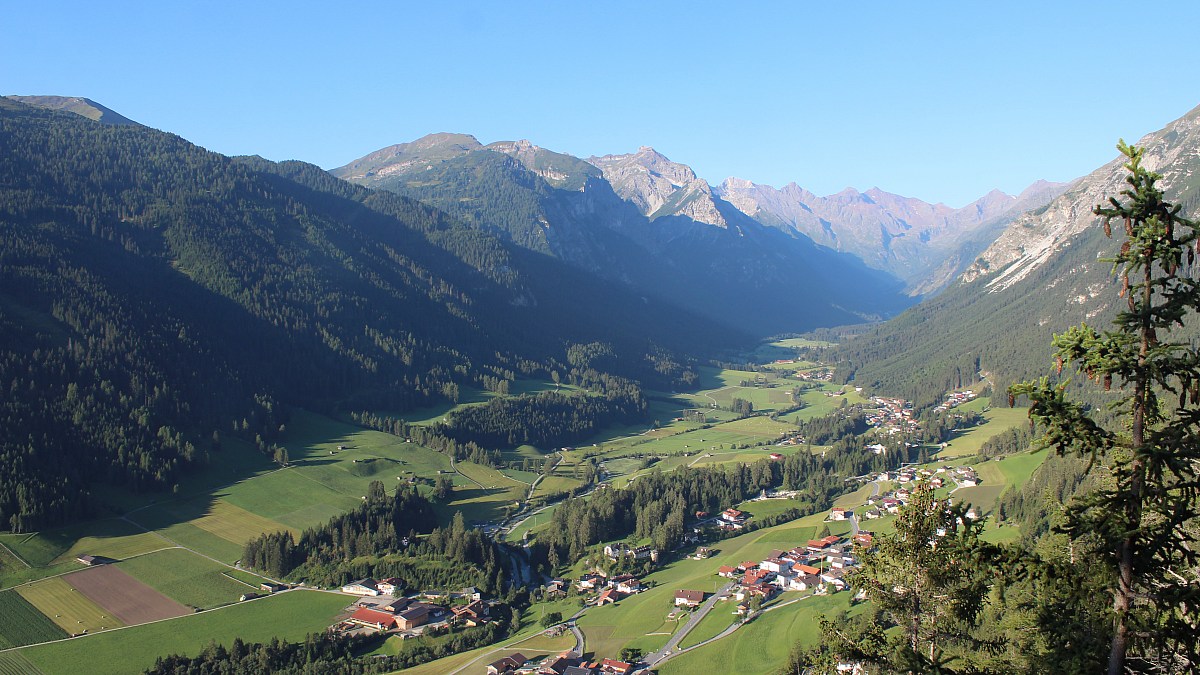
[64,565,189,625]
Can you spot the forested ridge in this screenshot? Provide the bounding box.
[0,99,741,531]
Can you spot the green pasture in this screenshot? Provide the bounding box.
[16,590,348,675]
[0,590,67,648]
[658,593,857,675]
[936,404,1029,458]
[677,597,739,649]
[532,475,582,498]
[0,652,40,675]
[117,548,250,610]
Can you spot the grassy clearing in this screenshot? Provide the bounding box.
[658,593,855,675]
[17,590,348,675]
[532,475,582,498]
[117,548,249,610]
[0,589,67,648]
[16,576,122,635]
[677,597,739,649]
[936,406,1029,458]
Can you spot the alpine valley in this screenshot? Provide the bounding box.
[1,93,1198,675]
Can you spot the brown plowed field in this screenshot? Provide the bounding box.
[64,565,189,625]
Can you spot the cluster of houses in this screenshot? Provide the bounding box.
[603,542,659,563]
[856,466,980,520]
[333,579,491,635]
[570,569,647,606]
[933,389,978,412]
[794,368,833,382]
[865,396,920,435]
[714,533,871,609]
[487,651,636,675]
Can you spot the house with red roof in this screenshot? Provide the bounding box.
[674,589,706,607]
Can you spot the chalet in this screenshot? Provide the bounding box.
[259,582,287,593]
[674,589,706,607]
[806,535,841,553]
[544,579,569,597]
[717,565,738,578]
[595,588,621,605]
[487,653,528,675]
[789,573,822,591]
[739,560,759,571]
[348,607,398,631]
[930,476,946,488]
[881,498,902,514]
[376,577,404,596]
[720,508,747,526]
[452,600,490,626]
[853,532,874,547]
[829,507,848,521]
[736,583,776,601]
[539,656,571,674]
[820,568,848,591]
[75,555,111,566]
[599,659,633,674]
[862,507,882,520]
[603,543,658,562]
[577,572,605,590]
[769,452,784,460]
[761,558,792,574]
[459,586,482,601]
[959,475,979,487]
[614,576,643,595]
[743,568,774,586]
[341,579,381,596]
[794,563,821,576]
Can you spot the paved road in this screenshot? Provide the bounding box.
[641,580,736,668]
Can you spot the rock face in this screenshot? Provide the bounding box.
[715,177,1069,295]
[5,95,140,126]
[587,147,732,228]
[964,103,1200,292]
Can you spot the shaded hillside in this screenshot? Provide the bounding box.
[0,99,741,531]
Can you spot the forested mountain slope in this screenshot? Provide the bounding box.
[834,102,1200,408]
[0,99,740,531]
[336,137,913,335]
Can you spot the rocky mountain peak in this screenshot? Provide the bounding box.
[964,104,1200,291]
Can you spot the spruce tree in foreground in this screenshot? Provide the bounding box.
[1010,141,1200,674]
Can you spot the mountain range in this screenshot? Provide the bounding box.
[833,102,1200,407]
[335,134,1066,308]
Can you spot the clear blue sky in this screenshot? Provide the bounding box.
[4,1,1198,207]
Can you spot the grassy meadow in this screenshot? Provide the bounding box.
[15,590,348,675]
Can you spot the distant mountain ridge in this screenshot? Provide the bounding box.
[334,136,915,335]
[715,177,1070,295]
[5,95,140,126]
